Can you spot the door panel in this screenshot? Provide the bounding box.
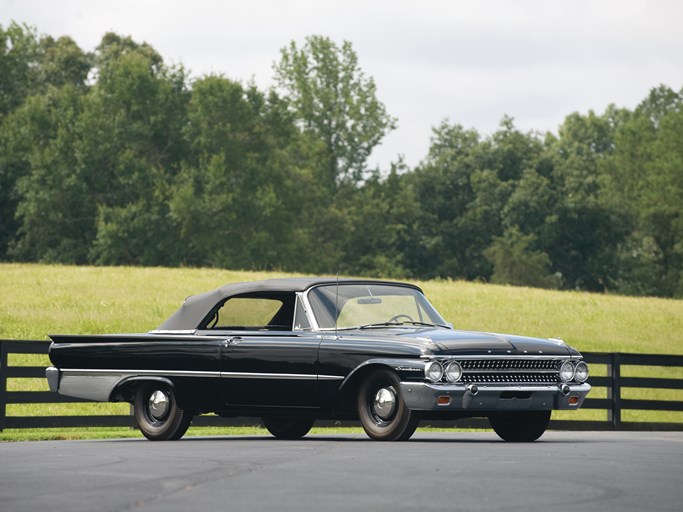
[219,333,321,408]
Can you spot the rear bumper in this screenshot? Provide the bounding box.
[400,381,591,411]
[45,366,128,401]
[46,366,60,392]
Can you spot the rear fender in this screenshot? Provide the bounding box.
[111,376,175,403]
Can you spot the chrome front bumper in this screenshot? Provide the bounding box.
[400,381,591,411]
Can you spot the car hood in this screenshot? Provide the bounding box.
[396,328,576,356]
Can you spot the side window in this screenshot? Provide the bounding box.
[208,298,284,330]
[294,295,311,331]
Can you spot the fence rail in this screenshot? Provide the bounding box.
[1,339,682,431]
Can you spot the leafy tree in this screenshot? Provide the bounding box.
[7,32,188,265]
[93,32,163,80]
[83,35,189,265]
[484,227,558,288]
[502,168,556,238]
[170,76,310,270]
[273,35,396,188]
[0,24,89,115]
[407,118,548,281]
[0,24,93,259]
[336,161,420,278]
[0,23,39,257]
[34,35,91,92]
[607,85,683,296]
[8,86,92,262]
[541,109,628,291]
[406,122,482,278]
[0,22,40,119]
[488,115,544,182]
[2,24,680,298]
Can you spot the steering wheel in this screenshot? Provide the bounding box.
[387,314,414,324]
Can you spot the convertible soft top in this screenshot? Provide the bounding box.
[157,277,420,330]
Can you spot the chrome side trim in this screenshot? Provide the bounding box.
[148,329,198,335]
[65,333,226,342]
[59,368,344,381]
[54,368,344,403]
[221,372,343,381]
[318,374,345,381]
[61,369,221,378]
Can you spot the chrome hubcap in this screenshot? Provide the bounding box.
[372,387,396,420]
[148,390,169,420]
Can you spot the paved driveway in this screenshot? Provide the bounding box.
[1,431,681,512]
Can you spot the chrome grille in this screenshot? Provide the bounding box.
[458,358,562,386]
[460,359,561,371]
[461,372,558,386]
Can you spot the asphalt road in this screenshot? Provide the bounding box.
[1,431,681,512]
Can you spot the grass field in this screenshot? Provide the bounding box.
[1,262,682,440]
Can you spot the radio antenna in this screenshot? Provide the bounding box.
[334,273,339,338]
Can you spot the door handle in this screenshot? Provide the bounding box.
[222,337,242,347]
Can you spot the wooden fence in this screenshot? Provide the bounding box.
[1,339,682,431]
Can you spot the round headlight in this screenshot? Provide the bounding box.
[425,361,444,382]
[444,361,462,382]
[574,361,589,383]
[559,361,575,383]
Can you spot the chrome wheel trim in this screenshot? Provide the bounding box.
[372,387,397,420]
[148,390,170,420]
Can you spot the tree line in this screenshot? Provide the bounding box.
[1,22,682,297]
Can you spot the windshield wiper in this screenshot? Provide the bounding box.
[354,321,449,330]
[398,320,450,328]
[357,322,403,330]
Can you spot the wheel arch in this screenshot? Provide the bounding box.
[335,359,422,416]
[110,376,176,403]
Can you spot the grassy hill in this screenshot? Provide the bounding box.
[1,263,681,353]
[1,262,681,437]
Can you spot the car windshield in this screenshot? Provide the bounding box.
[307,283,449,330]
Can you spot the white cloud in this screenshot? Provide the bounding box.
[2,0,682,169]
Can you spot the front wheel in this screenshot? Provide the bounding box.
[357,369,419,441]
[133,382,193,441]
[262,417,315,439]
[488,410,551,442]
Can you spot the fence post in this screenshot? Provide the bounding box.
[0,340,7,431]
[606,352,622,430]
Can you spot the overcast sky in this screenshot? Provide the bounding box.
[3,0,682,169]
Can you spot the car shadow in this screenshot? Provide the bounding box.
[106,434,596,444]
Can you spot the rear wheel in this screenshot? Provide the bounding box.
[357,369,419,441]
[134,383,192,441]
[488,410,551,442]
[262,417,315,439]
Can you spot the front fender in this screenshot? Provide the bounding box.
[340,358,425,390]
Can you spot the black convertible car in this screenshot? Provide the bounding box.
[46,278,590,441]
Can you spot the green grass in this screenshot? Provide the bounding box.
[0,426,270,442]
[419,279,683,355]
[0,426,492,442]
[0,263,290,340]
[2,263,682,352]
[1,262,682,440]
